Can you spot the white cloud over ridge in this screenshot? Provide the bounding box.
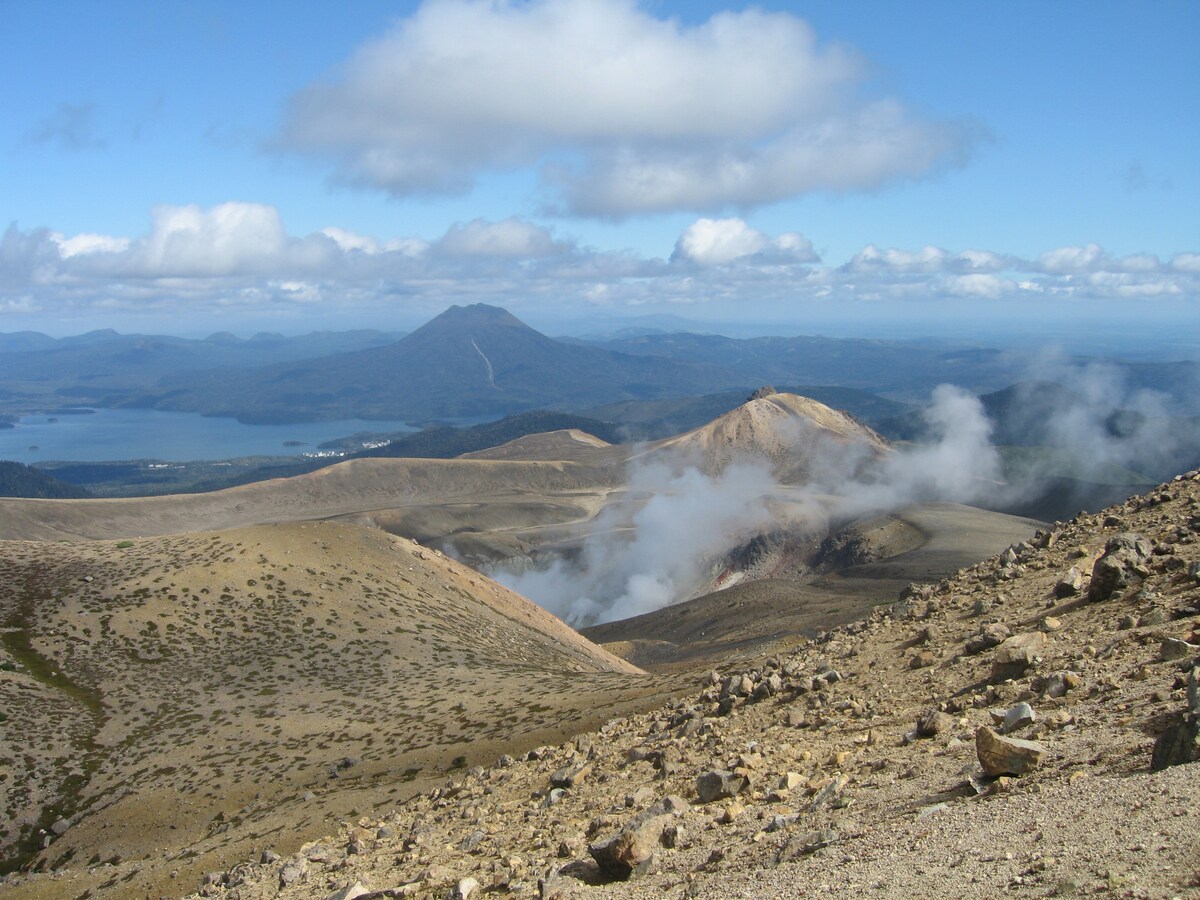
[277,0,972,217]
[2,204,1197,326]
[672,218,817,267]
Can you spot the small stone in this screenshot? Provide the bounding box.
[810,773,849,809]
[662,824,685,849]
[325,882,369,900]
[49,818,70,836]
[975,726,1047,775]
[784,707,807,728]
[1041,616,1063,632]
[965,623,1010,655]
[776,829,838,861]
[1187,667,1200,717]
[550,762,593,789]
[909,650,937,669]
[778,771,805,791]
[625,786,656,808]
[1045,671,1080,698]
[717,800,744,824]
[1002,702,1036,733]
[260,850,280,864]
[766,813,799,832]
[915,709,955,737]
[459,830,486,852]
[446,877,480,900]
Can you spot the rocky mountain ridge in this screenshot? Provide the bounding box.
[151,469,1200,900]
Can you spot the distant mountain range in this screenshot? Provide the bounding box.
[0,327,402,411]
[1,304,1197,428]
[130,304,738,423]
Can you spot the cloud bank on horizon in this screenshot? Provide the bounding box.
[1,0,1196,333]
[3,206,1197,326]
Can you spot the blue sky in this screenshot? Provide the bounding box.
[1,0,1196,344]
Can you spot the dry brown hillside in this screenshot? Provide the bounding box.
[0,522,681,899]
[151,470,1200,900]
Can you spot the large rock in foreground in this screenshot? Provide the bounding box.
[976,726,1048,775]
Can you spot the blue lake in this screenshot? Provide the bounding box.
[0,408,424,463]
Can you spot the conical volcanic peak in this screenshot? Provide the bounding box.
[654,390,890,480]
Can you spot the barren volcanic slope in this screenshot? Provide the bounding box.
[0,456,624,544]
[0,522,682,899]
[162,470,1200,900]
[648,391,890,481]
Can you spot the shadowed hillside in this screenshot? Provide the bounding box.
[0,461,93,499]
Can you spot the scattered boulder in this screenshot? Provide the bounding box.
[279,859,307,888]
[990,631,1048,682]
[1054,567,1084,598]
[1151,665,1200,771]
[1151,721,1200,771]
[965,623,1011,655]
[1088,533,1152,601]
[976,726,1047,775]
[1140,608,1168,627]
[696,770,749,804]
[588,796,688,880]
[1160,637,1198,662]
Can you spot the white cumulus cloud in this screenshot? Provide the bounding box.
[278,0,973,217]
[672,217,817,267]
[134,202,291,276]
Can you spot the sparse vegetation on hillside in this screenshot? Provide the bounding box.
[54,468,1195,900]
[0,523,673,897]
